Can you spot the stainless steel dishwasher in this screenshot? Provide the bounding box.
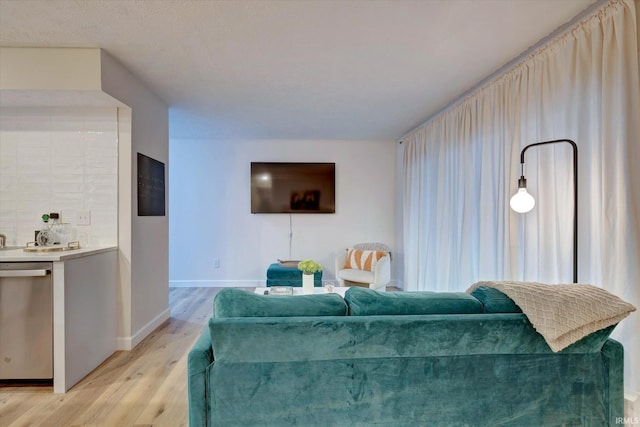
[0,262,53,380]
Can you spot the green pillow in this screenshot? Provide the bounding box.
[469,286,522,313]
[214,288,348,318]
[345,287,483,316]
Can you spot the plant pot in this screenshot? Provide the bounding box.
[302,273,314,294]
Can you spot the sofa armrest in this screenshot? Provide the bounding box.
[188,328,215,427]
[602,338,624,424]
[372,255,390,287]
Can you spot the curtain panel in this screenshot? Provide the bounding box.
[402,0,640,392]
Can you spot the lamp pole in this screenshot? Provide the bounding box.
[510,139,578,283]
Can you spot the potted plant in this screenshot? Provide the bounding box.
[298,259,322,294]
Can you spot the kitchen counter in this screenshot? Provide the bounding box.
[0,244,118,392]
[0,245,117,262]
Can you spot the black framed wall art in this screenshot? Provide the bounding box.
[137,152,166,216]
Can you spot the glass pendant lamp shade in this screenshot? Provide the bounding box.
[510,188,535,213]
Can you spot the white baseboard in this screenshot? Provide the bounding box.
[116,307,171,350]
[170,279,403,288]
[169,280,265,288]
[116,336,130,351]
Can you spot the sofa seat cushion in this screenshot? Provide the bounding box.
[469,285,523,313]
[337,268,374,284]
[214,288,348,318]
[345,287,483,316]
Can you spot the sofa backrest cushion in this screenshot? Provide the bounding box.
[208,314,616,364]
[214,288,348,318]
[470,286,523,313]
[344,287,483,316]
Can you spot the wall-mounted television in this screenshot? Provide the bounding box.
[251,162,335,214]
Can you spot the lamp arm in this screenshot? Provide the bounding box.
[518,139,578,283]
[520,139,578,165]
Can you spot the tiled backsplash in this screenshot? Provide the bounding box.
[0,107,118,247]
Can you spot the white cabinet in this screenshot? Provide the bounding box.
[53,249,117,393]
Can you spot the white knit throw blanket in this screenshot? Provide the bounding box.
[466,281,636,352]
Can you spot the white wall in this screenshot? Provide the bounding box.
[631,1,640,419]
[169,138,397,287]
[100,51,169,348]
[0,107,118,247]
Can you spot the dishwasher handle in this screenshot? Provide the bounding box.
[0,269,51,277]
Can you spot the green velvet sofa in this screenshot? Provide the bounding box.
[188,287,624,427]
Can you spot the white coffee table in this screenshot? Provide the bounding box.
[255,286,349,297]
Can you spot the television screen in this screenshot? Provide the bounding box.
[251,162,335,213]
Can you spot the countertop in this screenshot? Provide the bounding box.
[0,245,118,262]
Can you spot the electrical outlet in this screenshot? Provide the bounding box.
[213,258,220,268]
[77,210,91,225]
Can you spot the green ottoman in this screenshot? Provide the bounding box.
[266,263,322,287]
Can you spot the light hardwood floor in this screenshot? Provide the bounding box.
[0,287,224,427]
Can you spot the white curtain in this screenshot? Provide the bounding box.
[402,0,640,393]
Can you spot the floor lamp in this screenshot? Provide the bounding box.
[509,139,578,283]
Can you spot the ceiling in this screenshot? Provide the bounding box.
[0,0,598,141]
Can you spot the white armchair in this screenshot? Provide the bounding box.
[335,243,391,291]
